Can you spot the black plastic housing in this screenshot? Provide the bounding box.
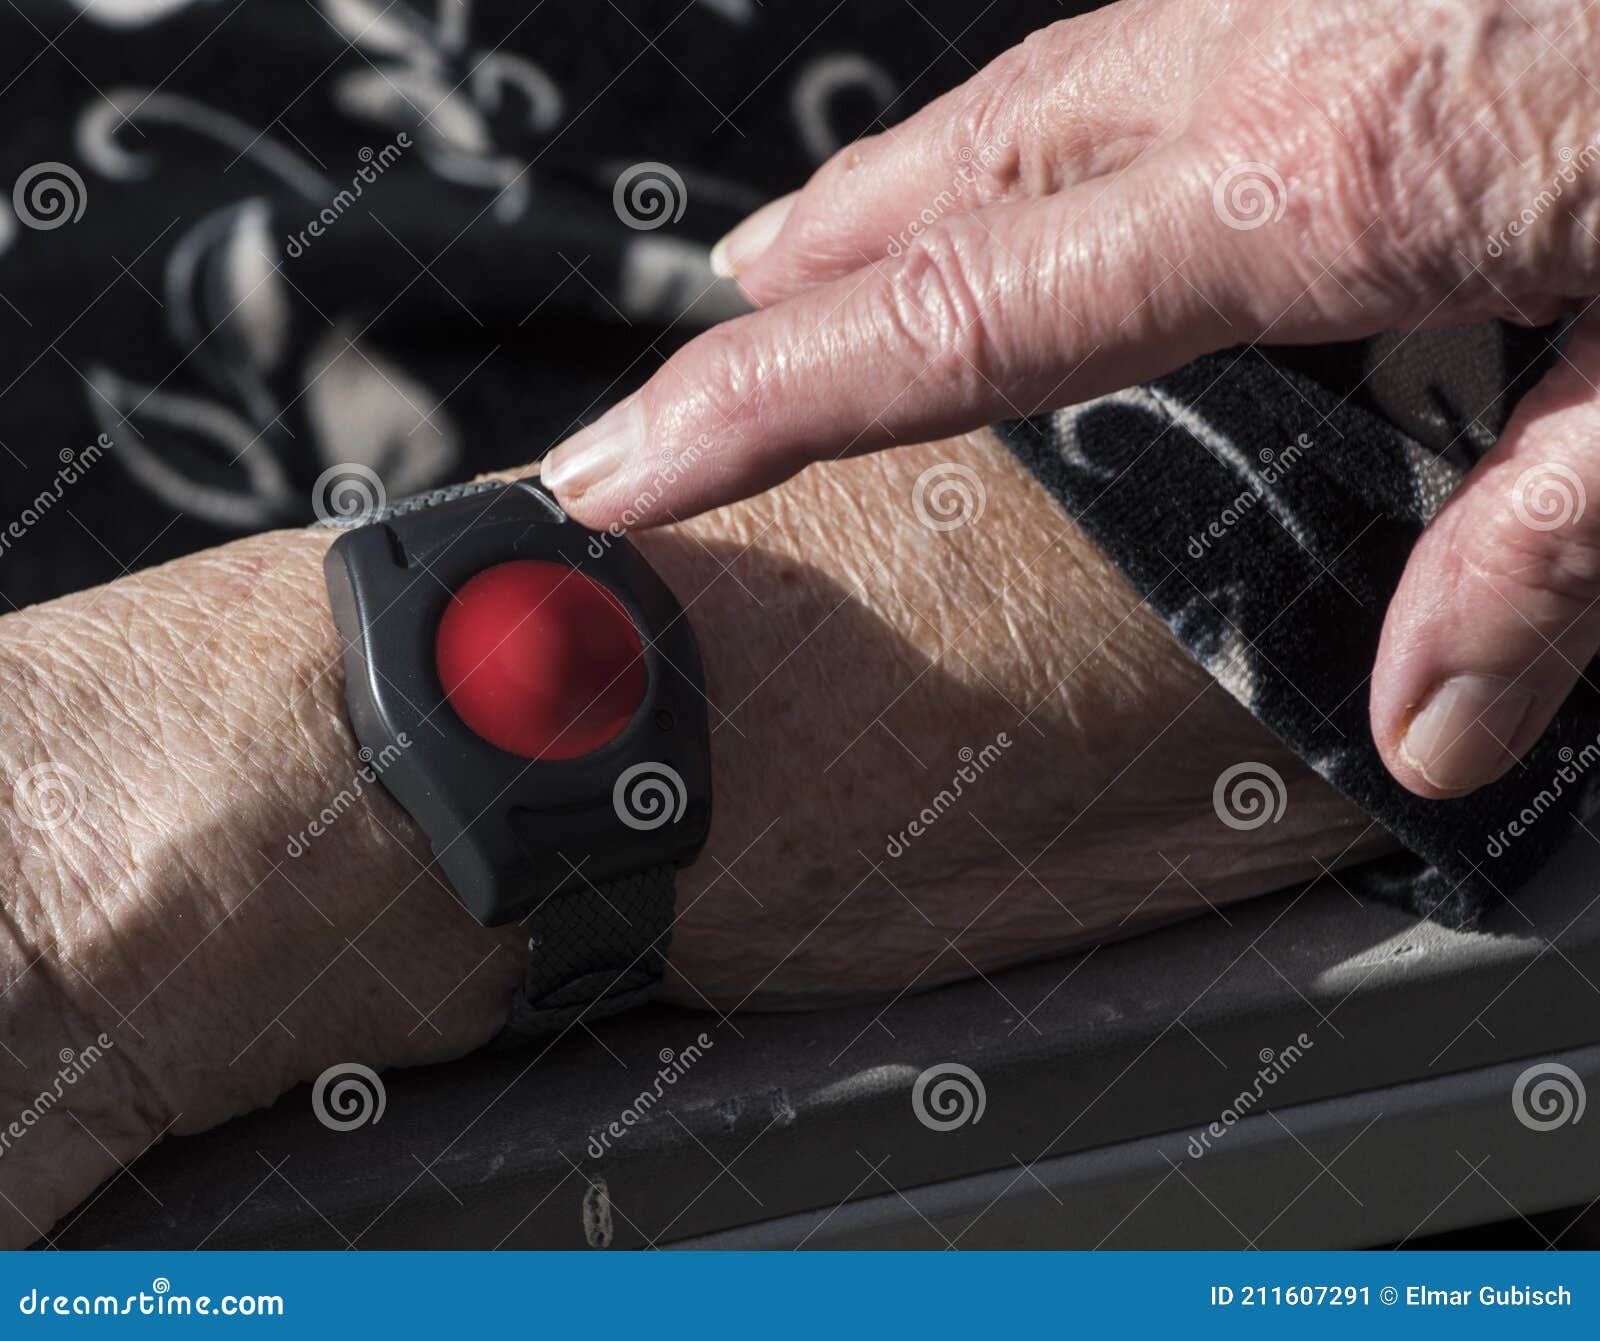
[323,480,711,926]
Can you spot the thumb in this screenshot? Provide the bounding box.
[1374,312,1600,798]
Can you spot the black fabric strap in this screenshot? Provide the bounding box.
[501,862,678,1040]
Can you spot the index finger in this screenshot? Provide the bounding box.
[542,156,1245,530]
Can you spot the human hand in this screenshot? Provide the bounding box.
[539,0,1600,801]
[0,432,1381,1245]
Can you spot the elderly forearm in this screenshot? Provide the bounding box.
[0,435,1384,1245]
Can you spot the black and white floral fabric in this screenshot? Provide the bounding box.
[1002,325,1600,924]
[2,0,1018,593]
[0,0,1591,921]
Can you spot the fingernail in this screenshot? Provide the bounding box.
[541,396,644,499]
[710,193,796,278]
[1400,674,1537,793]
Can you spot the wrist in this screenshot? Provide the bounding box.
[0,526,527,1242]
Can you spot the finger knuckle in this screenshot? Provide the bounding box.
[941,40,1037,203]
[1469,489,1600,622]
[876,219,995,394]
[942,15,1128,203]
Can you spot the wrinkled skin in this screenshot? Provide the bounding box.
[539,0,1600,804]
[0,433,1385,1244]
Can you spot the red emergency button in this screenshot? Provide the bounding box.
[435,560,645,760]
